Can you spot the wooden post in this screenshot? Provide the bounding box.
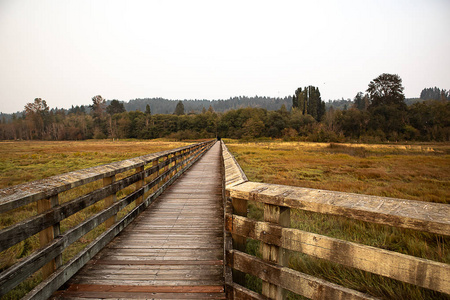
[174,152,178,172]
[103,175,117,228]
[262,204,290,300]
[135,166,144,206]
[170,153,175,178]
[231,197,247,286]
[164,155,169,183]
[151,159,158,193]
[158,156,166,188]
[37,194,61,279]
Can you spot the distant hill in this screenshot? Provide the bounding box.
[325,98,425,111]
[121,96,293,114]
[325,99,353,111]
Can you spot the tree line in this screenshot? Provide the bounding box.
[0,75,448,142]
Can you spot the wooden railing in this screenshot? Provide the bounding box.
[0,140,215,299]
[221,141,450,299]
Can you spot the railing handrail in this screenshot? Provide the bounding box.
[0,140,216,299]
[228,181,450,236]
[221,141,450,299]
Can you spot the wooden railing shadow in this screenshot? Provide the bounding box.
[221,141,449,299]
[0,140,215,299]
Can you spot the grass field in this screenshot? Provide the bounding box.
[225,140,449,203]
[0,139,192,299]
[225,139,449,299]
[0,139,192,189]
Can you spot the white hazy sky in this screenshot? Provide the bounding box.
[0,0,449,113]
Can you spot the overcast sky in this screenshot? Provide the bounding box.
[0,0,449,113]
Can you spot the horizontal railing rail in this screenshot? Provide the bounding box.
[0,140,215,299]
[221,141,450,299]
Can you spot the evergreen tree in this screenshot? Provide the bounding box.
[353,92,369,111]
[420,87,449,101]
[174,101,185,115]
[145,104,151,115]
[293,86,324,121]
[106,100,126,115]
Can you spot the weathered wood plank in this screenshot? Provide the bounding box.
[52,283,226,299]
[227,283,270,300]
[70,273,223,282]
[226,214,450,294]
[53,292,226,299]
[90,259,223,266]
[228,181,450,236]
[228,250,377,300]
[76,266,223,276]
[65,279,224,286]
[64,284,225,293]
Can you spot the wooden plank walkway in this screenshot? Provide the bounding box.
[52,142,225,299]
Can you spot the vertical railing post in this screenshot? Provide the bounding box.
[104,175,117,228]
[170,153,176,177]
[37,194,61,279]
[151,159,158,193]
[135,166,144,206]
[158,157,163,189]
[176,150,181,173]
[164,155,169,183]
[175,151,180,174]
[231,196,247,286]
[262,204,290,300]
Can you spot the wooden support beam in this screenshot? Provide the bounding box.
[103,175,116,228]
[135,166,144,206]
[231,197,247,287]
[37,195,60,279]
[262,204,290,300]
[150,160,158,194]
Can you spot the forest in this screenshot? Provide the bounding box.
[0,74,448,142]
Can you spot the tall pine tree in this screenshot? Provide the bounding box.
[292,85,324,121]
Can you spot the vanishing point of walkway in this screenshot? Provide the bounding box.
[53,142,225,299]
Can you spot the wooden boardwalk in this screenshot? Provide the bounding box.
[53,142,225,299]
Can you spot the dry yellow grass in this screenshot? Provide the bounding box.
[0,139,192,188]
[225,140,450,203]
